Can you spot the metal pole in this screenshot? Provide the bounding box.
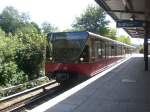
[144,26,148,71]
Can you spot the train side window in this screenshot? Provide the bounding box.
[93,40,103,60]
[95,41,101,58]
[111,45,115,56]
[107,43,111,58]
[101,42,105,58]
[105,42,109,58]
[98,48,102,56]
[97,41,103,58]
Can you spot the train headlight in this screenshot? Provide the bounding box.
[49,57,53,60]
[80,57,84,61]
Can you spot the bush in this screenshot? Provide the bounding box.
[15,32,46,80]
[0,30,28,86]
[0,61,28,86]
[0,28,46,87]
[139,46,144,53]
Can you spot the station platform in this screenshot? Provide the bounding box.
[31,54,150,112]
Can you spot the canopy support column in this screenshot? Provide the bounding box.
[144,27,148,71]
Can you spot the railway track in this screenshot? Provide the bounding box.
[0,80,59,112]
[0,79,82,112]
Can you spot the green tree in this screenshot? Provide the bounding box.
[0,29,28,86]
[31,22,41,33]
[106,28,117,40]
[20,12,30,24]
[0,6,57,86]
[139,45,144,53]
[0,6,22,34]
[16,23,39,34]
[41,22,58,34]
[0,28,5,37]
[0,6,33,35]
[72,5,109,35]
[117,35,132,45]
[15,32,46,80]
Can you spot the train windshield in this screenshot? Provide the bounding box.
[47,32,88,63]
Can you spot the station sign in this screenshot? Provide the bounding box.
[117,20,145,28]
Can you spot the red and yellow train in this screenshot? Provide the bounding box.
[45,31,134,82]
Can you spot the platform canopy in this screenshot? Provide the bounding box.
[95,0,150,38]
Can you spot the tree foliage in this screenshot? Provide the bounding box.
[0,6,24,34]
[139,45,144,53]
[72,5,109,35]
[106,28,117,40]
[15,32,46,80]
[41,22,58,34]
[0,6,49,86]
[0,29,28,86]
[31,22,41,33]
[0,28,46,86]
[0,6,41,35]
[16,23,39,34]
[117,35,132,45]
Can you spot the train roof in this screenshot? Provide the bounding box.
[87,32,135,49]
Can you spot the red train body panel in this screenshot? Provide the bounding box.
[45,58,121,78]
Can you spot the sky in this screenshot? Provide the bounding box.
[0,0,143,44]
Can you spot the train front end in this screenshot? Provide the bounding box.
[45,32,89,82]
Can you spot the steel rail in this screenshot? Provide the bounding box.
[0,80,56,103]
[0,80,58,112]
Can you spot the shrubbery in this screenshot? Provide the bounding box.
[15,32,46,80]
[0,6,49,87]
[0,28,46,86]
[139,46,144,53]
[0,29,27,86]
